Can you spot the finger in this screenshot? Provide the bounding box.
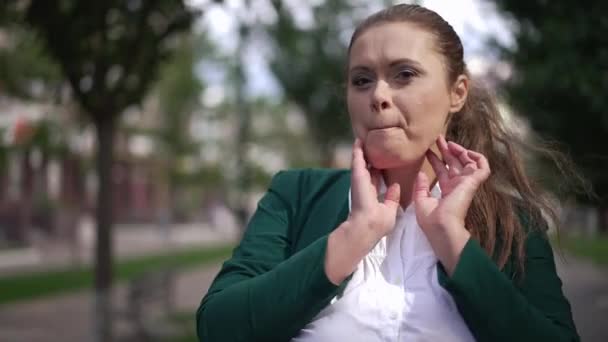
[370,167,381,193]
[413,171,436,219]
[351,138,374,208]
[466,150,490,170]
[413,171,431,203]
[447,141,476,167]
[426,149,449,184]
[351,138,368,174]
[447,142,478,175]
[437,135,463,174]
[383,182,401,212]
[467,150,491,180]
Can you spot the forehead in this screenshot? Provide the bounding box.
[349,22,442,68]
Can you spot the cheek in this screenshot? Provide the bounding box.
[397,84,451,134]
[347,92,368,137]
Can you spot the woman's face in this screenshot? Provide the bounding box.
[347,22,467,169]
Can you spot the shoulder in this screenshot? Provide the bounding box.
[492,206,553,277]
[269,168,350,197]
[507,207,557,282]
[267,168,351,230]
[516,207,552,256]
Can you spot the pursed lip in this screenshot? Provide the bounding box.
[368,125,401,131]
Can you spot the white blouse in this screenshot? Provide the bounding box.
[292,181,475,342]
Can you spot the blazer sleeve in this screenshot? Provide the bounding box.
[196,170,348,342]
[437,229,580,342]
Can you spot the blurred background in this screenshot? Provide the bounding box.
[0,0,606,341]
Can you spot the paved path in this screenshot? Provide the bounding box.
[0,263,222,342]
[0,222,239,276]
[555,253,608,342]
[1,252,606,341]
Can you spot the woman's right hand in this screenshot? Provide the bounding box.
[324,138,401,285]
[348,138,401,243]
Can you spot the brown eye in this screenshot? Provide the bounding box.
[395,69,416,81]
[351,76,372,88]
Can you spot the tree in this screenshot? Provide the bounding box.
[19,1,201,340]
[266,1,357,166]
[1,3,63,245]
[155,32,205,225]
[0,2,61,99]
[492,0,608,231]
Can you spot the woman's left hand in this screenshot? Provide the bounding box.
[414,135,491,275]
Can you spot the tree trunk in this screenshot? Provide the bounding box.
[39,150,49,196]
[93,117,116,342]
[18,148,34,244]
[161,166,175,243]
[598,204,608,234]
[235,28,251,231]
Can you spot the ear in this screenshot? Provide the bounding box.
[448,74,469,113]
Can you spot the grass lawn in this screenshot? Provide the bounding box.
[553,233,608,266]
[163,312,199,342]
[0,244,234,305]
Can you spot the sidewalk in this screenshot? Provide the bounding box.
[0,221,236,341]
[0,262,223,342]
[555,253,608,342]
[0,221,239,276]
[1,247,606,341]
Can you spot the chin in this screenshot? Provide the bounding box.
[364,131,421,169]
[365,144,421,170]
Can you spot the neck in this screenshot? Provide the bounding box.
[381,148,439,209]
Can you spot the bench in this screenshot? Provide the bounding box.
[118,269,176,341]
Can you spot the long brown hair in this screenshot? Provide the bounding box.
[348,4,588,274]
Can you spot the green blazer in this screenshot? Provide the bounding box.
[196,169,579,342]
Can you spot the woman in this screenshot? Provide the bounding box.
[196,4,579,341]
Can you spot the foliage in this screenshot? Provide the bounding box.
[15,2,203,338]
[493,0,608,204]
[265,1,358,165]
[155,33,206,186]
[555,234,608,266]
[0,2,61,99]
[22,1,200,120]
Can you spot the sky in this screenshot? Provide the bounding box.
[188,0,515,100]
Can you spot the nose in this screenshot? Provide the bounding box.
[371,80,391,113]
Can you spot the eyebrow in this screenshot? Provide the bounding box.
[349,58,425,74]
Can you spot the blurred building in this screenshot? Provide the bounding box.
[0,95,170,246]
